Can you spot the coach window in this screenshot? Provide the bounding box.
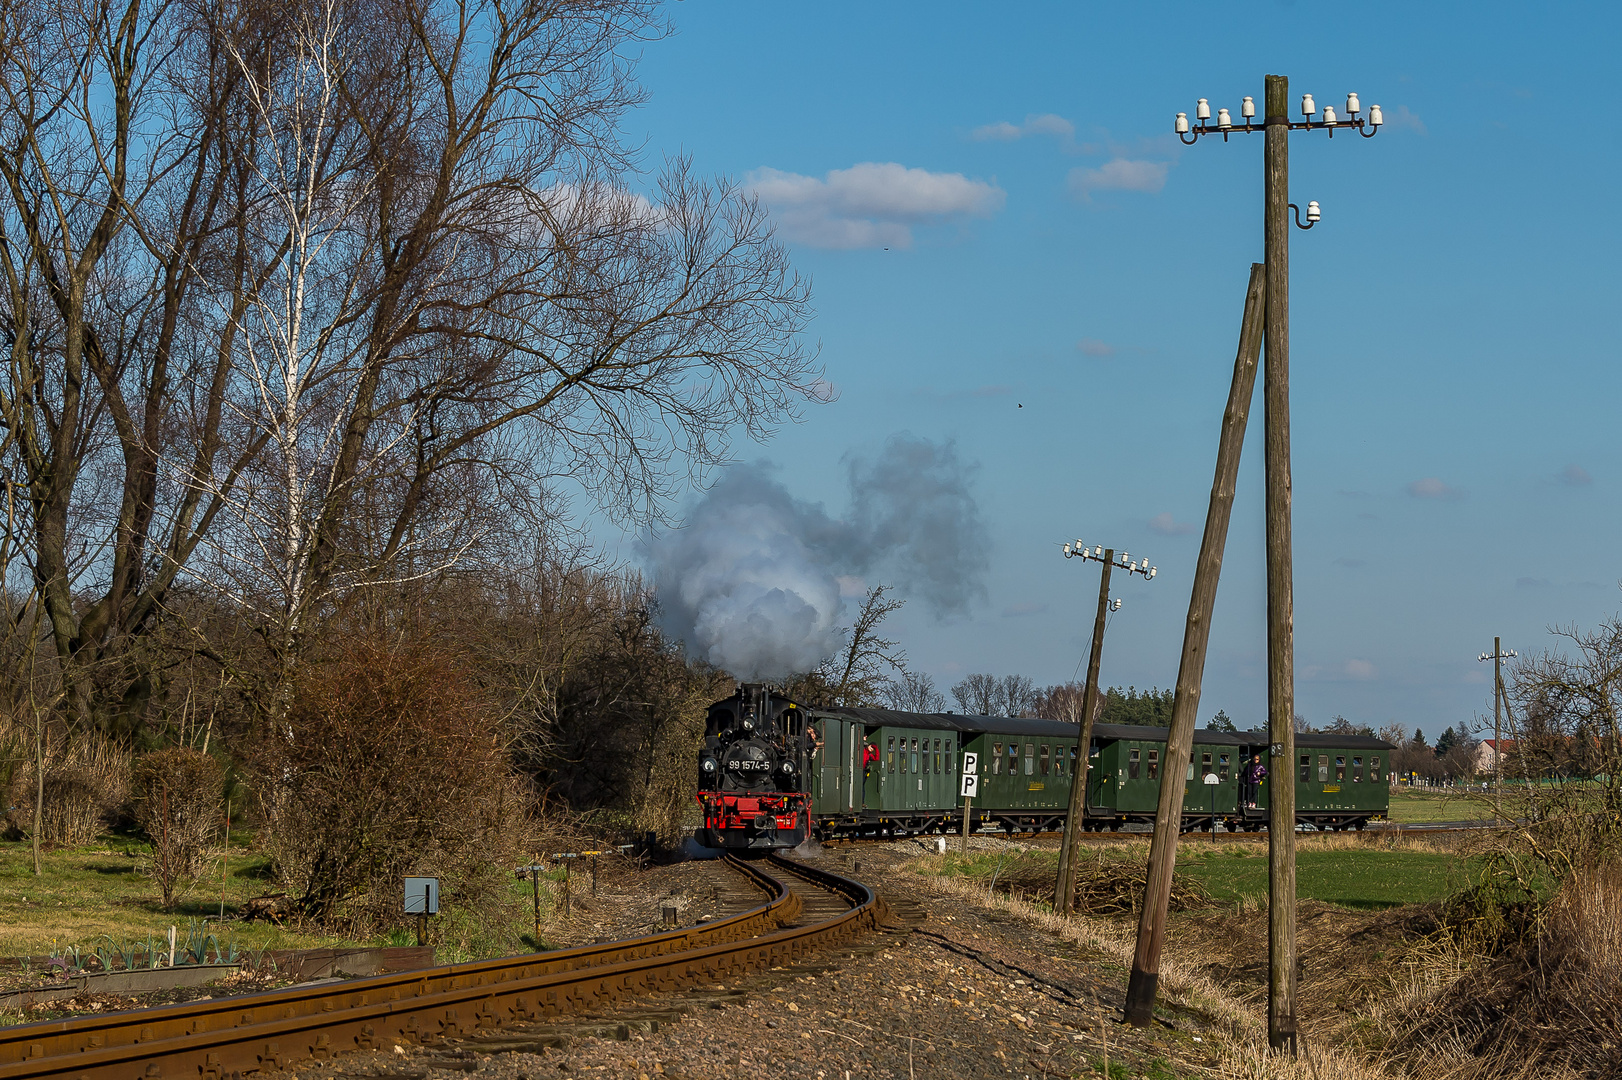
[1128,748,1141,780]
[1201,752,1213,779]
[991,742,1003,775]
[1039,745,1051,775]
[1218,753,1231,782]
[1335,756,1346,782]
[1008,743,1020,776]
[1147,748,1160,781]
[1353,756,1363,783]
[1024,744,1035,776]
[1186,750,1195,782]
[1299,754,1310,783]
[887,736,896,773]
[1371,756,1382,783]
[911,739,920,774]
[935,739,943,774]
[1318,755,1329,782]
[948,741,955,772]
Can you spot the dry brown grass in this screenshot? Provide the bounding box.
[1361,861,1622,1080]
[0,712,130,845]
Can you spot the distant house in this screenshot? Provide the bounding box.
[1475,738,1514,775]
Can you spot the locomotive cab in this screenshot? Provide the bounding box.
[695,685,813,851]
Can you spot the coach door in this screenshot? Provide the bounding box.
[817,719,843,813]
[862,727,881,810]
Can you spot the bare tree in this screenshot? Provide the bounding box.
[0,0,821,734]
[884,670,945,713]
[999,674,1037,717]
[1035,681,1087,725]
[1509,616,1622,805]
[951,673,1000,716]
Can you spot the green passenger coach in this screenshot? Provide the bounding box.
[791,702,1392,840]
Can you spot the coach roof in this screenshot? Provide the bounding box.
[810,706,1393,751]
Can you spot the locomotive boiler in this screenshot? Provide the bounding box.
[695,684,813,851]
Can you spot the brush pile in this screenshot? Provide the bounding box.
[993,851,1209,915]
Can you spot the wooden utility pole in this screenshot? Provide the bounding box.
[1054,551,1115,914]
[1263,72,1299,1056]
[1493,637,1503,823]
[1479,637,1516,824]
[1125,262,1267,1027]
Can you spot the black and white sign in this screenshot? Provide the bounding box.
[960,773,979,798]
[962,752,978,774]
[1203,772,1221,786]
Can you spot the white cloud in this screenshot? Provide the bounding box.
[1067,159,1170,199]
[1407,477,1464,501]
[1385,105,1427,134]
[971,113,1075,146]
[1343,659,1377,680]
[747,163,1005,249]
[1561,464,1592,486]
[1149,512,1194,536]
[1304,658,1378,681]
[1077,338,1114,357]
[835,575,867,597]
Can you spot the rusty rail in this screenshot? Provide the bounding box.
[0,855,885,1080]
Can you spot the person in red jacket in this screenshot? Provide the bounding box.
[862,740,880,778]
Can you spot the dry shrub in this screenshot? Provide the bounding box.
[0,712,130,845]
[131,748,225,906]
[256,638,528,942]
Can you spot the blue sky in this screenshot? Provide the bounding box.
[606,2,1622,735]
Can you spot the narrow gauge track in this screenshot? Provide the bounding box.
[0,855,886,1080]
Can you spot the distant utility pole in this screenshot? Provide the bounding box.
[1478,638,1517,824]
[1053,543,1155,915]
[1173,74,1383,1055]
[1126,263,1266,1028]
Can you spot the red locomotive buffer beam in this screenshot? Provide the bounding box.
[698,792,809,850]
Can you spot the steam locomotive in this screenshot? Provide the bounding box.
[695,685,813,850]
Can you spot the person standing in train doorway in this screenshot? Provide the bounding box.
[862,739,880,779]
[1244,753,1267,809]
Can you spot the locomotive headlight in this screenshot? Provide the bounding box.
[780,760,796,774]
[741,718,754,732]
[701,758,717,773]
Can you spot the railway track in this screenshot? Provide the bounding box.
[0,854,887,1080]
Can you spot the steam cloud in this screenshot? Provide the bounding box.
[647,435,989,680]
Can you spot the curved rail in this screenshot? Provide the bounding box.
[0,855,885,1080]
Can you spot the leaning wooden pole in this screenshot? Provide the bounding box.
[1263,72,1299,1056]
[1055,551,1115,915]
[1124,262,1266,1026]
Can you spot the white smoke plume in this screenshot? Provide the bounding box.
[647,435,989,680]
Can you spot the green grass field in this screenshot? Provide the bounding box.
[915,840,1461,912]
[1176,845,1459,909]
[1384,787,1492,824]
[0,833,353,959]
